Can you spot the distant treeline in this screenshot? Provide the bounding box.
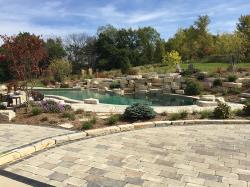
[0,14,249,77]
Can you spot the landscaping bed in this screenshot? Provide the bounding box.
[6,100,250,131]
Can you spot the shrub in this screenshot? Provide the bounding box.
[105,114,120,126]
[228,88,241,95]
[196,72,206,81]
[64,105,72,111]
[40,100,65,113]
[170,111,188,121]
[31,91,44,101]
[75,109,84,114]
[200,110,212,119]
[84,111,92,116]
[31,107,43,116]
[81,117,96,130]
[184,80,202,96]
[89,117,97,124]
[60,83,70,88]
[61,112,75,121]
[81,121,93,130]
[182,64,200,76]
[0,104,7,110]
[128,68,140,75]
[110,81,121,89]
[123,103,156,122]
[227,74,237,82]
[213,102,231,119]
[213,78,222,87]
[242,102,250,116]
[49,59,72,82]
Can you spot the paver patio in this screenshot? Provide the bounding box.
[0,124,72,153]
[2,124,250,187]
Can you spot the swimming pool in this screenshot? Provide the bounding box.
[38,89,195,106]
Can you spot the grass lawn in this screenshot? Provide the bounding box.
[181,63,250,73]
[138,62,250,74]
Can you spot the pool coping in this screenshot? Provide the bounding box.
[43,94,244,114]
[1,119,250,167]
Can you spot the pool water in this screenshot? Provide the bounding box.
[38,89,195,106]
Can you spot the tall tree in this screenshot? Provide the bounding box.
[45,38,66,61]
[237,15,250,60]
[0,32,47,109]
[65,33,94,73]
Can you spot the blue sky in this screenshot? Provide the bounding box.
[0,0,249,39]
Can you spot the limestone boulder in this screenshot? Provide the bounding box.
[200,95,216,102]
[0,110,16,122]
[175,90,185,95]
[84,98,99,104]
[222,82,242,88]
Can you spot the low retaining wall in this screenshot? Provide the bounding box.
[1,119,250,167]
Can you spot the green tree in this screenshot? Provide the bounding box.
[45,38,66,60]
[162,50,181,66]
[49,59,72,82]
[237,15,250,60]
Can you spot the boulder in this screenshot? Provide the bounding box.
[113,89,124,95]
[236,77,250,83]
[196,100,217,107]
[241,93,250,98]
[149,89,162,94]
[175,90,185,95]
[135,90,148,94]
[126,75,142,80]
[222,82,242,88]
[0,110,16,122]
[163,77,174,83]
[200,95,216,102]
[216,97,225,103]
[84,98,99,104]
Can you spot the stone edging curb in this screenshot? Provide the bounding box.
[1,119,250,166]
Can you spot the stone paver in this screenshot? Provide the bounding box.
[3,125,250,187]
[0,124,72,153]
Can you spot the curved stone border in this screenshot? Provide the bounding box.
[1,119,250,166]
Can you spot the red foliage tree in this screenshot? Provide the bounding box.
[1,32,47,81]
[1,32,47,109]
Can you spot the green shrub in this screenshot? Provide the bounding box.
[184,80,202,96]
[60,83,70,88]
[243,102,250,116]
[123,103,156,122]
[228,88,241,95]
[213,102,231,119]
[75,109,84,114]
[196,72,206,81]
[170,111,188,121]
[90,117,97,124]
[81,121,93,130]
[64,105,72,111]
[200,110,212,119]
[85,111,92,116]
[0,104,7,110]
[106,114,120,126]
[61,112,75,121]
[227,74,237,82]
[128,68,140,75]
[31,107,43,116]
[49,59,72,82]
[213,78,222,87]
[81,117,96,130]
[110,81,121,89]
